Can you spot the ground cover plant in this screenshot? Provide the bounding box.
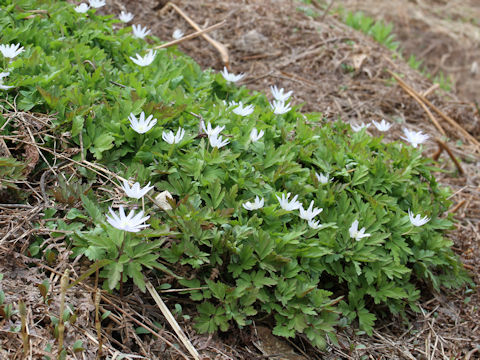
[0,0,470,352]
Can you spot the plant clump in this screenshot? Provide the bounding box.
[0,0,469,349]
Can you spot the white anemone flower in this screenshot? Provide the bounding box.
[74,3,90,13]
[209,132,229,149]
[226,100,239,108]
[201,121,224,137]
[408,209,430,227]
[129,50,156,67]
[315,172,330,185]
[88,0,105,8]
[276,193,301,211]
[242,196,264,211]
[349,220,371,241]
[132,24,151,39]
[308,219,324,230]
[350,122,371,132]
[220,67,245,83]
[162,128,185,144]
[172,29,184,40]
[401,128,429,148]
[250,128,264,142]
[106,206,150,233]
[0,72,13,90]
[299,201,323,221]
[121,180,154,199]
[129,112,157,134]
[372,119,392,132]
[233,102,254,116]
[270,85,292,102]
[270,100,291,115]
[119,11,134,23]
[0,43,25,59]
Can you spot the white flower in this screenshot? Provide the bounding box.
[129,112,157,134]
[401,128,429,148]
[121,180,154,199]
[0,43,25,59]
[350,122,371,132]
[132,24,151,39]
[299,200,323,221]
[209,132,229,148]
[270,85,292,102]
[129,50,156,67]
[88,0,105,9]
[172,29,184,40]
[250,128,264,142]
[74,3,89,13]
[233,102,254,116]
[270,100,291,115]
[0,72,13,90]
[201,121,224,137]
[315,172,330,185]
[349,220,371,241]
[408,209,430,227]
[162,128,185,144]
[308,219,324,230]
[119,11,134,23]
[242,196,264,211]
[225,100,239,108]
[372,119,392,132]
[276,193,301,211]
[155,190,174,210]
[106,206,150,233]
[220,67,245,82]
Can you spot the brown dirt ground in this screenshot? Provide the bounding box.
[1,0,480,359]
[336,0,480,104]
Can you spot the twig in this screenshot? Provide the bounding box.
[158,2,229,66]
[320,0,336,22]
[388,70,480,151]
[449,199,466,214]
[389,73,446,136]
[153,20,226,50]
[434,138,465,175]
[146,281,200,360]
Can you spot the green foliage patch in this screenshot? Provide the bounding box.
[0,0,469,349]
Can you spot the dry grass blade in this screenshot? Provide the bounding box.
[153,20,226,50]
[146,281,200,360]
[158,2,229,66]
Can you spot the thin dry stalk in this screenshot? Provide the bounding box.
[18,299,29,358]
[95,288,103,360]
[390,71,446,136]
[435,138,465,175]
[153,20,226,50]
[146,281,201,360]
[57,269,69,360]
[158,2,229,66]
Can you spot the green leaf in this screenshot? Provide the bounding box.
[91,133,115,160]
[80,194,103,224]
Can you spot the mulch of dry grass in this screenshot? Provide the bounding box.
[1,0,480,358]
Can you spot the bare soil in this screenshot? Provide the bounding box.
[1,0,480,359]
